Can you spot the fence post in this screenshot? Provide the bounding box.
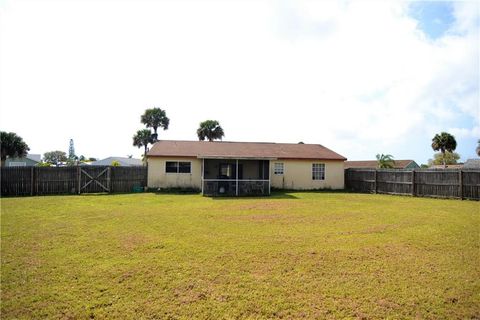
[77,166,81,194]
[373,169,377,194]
[459,169,463,200]
[30,167,34,196]
[411,170,415,196]
[107,166,111,193]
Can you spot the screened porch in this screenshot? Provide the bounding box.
[201,158,271,196]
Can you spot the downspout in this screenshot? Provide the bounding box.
[201,158,204,195]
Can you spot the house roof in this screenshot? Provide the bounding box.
[344,160,417,169]
[26,154,41,162]
[90,157,143,166]
[147,140,346,160]
[429,164,464,169]
[463,159,480,168]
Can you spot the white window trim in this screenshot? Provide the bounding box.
[165,161,192,174]
[274,162,284,175]
[312,163,325,181]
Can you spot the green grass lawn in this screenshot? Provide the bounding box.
[1,192,479,319]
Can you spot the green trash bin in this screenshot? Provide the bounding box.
[132,186,144,193]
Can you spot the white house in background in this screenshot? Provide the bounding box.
[5,154,41,166]
[89,157,143,166]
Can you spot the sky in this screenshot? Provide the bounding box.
[0,0,478,164]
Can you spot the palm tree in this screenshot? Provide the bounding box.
[141,108,169,141]
[133,129,154,163]
[431,132,457,168]
[1,131,30,166]
[376,154,395,168]
[197,120,225,141]
[476,139,480,157]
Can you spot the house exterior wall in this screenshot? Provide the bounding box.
[147,157,202,189]
[147,157,345,191]
[5,157,38,167]
[270,159,344,190]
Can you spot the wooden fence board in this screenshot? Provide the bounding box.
[1,166,147,197]
[346,168,479,200]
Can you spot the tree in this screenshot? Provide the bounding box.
[431,132,457,168]
[197,120,225,141]
[141,108,169,141]
[476,139,480,157]
[43,151,67,166]
[0,131,30,166]
[111,160,121,166]
[428,151,461,166]
[376,154,395,168]
[133,129,154,162]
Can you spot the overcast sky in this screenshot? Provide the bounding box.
[0,0,478,164]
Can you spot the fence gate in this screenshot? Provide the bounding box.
[79,166,111,194]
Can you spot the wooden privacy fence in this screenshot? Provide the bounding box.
[345,168,480,200]
[1,166,147,197]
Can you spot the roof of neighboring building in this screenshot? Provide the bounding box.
[147,140,346,160]
[90,157,143,166]
[344,160,418,169]
[429,164,464,169]
[26,154,41,162]
[463,159,480,168]
[5,154,41,164]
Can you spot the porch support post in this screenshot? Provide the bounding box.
[268,160,271,195]
[201,158,204,195]
[236,159,239,196]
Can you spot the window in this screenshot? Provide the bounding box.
[274,162,284,175]
[312,163,325,180]
[220,164,233,177]
[166,161,191,173]
[179,162,191,173]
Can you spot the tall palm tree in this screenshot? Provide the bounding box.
[376,154,395,168]
[431,132,457,168]
[197,120,225,141]
[476,139,480,157]
[133,129,154,163]
[141,108,169,141]
[0,131,30,166]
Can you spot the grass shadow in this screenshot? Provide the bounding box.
[210,191,298,200]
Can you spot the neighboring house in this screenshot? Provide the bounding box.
[147,140,346,196]
[344,160,419,169]
[5,154,41,167]
[463,159,480,169]
[89,157,143,166]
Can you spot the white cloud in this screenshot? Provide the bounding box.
[0,0,478,163]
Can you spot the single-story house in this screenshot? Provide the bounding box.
[344,159,419,169]
[147,140,346,196]
[89,157,143,166]
[5,154,41,167]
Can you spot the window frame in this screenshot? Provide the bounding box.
[165,161,192,174]
[312,163,325,181]
[274,162,284,175]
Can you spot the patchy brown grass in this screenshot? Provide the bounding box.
[1,192,479,319]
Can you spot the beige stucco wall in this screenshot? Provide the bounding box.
[270,160,345,190]
[147,157,202,189]
[147,157,345,190]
